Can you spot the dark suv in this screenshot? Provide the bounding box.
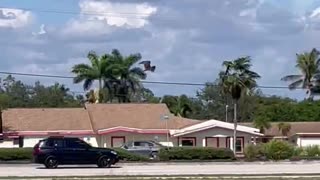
[33,137,119,169]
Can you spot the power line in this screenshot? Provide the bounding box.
[0,71,304,90]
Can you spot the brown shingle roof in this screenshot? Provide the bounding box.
[3,108,92,132]
[2,104,201,133]
[85,103,200,131]
[240,122,320,137]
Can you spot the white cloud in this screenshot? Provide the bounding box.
[79,0,157,28]
[0,8,32,28]
[32,24,46,36]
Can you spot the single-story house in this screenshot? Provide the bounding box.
[241,122,320,147]
[0,103,262,154]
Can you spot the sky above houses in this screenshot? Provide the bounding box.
[1,0,320,100]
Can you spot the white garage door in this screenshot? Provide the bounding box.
[300,137,320,147]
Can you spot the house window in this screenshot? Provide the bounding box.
[13,138,19,145]
[235,137,244,153]
[111,136,125,147]
[180,137,196,146]
[13,137,24,147]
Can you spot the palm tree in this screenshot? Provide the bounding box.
[107,49,147,103]
[220,56,260,154]
[71,51,114,103]
[253,117,271,134]
[281,48,320,100]
[278,122,291,137]
[162,95,192,117]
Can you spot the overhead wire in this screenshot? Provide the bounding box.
[0,71,305,90]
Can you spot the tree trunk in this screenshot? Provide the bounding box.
[98,79,102,103]
[233,101,237,155]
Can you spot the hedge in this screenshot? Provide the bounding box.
[159,147,235,161]
[112,148,150,161]
[0,148,33,161]
[0,148,149,162]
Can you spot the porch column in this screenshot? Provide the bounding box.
[229,137,234,151]
[253,136,257,145]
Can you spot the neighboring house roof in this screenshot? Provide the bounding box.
[3,108,94,135]
[171,119,263,137]
[240,122,320,137]
[85,103,200,132]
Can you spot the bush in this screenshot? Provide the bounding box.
[112,148,150,161]
[264,140,294,161]
[244,144,266,161]
[159,147,235,161]
[304,145,320,157]
[0,148,33,161]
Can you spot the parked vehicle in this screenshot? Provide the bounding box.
[120,140,164,159]
[33,137,119,169]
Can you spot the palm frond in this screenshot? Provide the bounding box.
[281,75,302,82]
[83,79,94,91]
[87,51,99,68]
[71,64,93,74]
[288,79,304,90]
[130,67,147,80]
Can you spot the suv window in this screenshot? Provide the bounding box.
[134,141,151,147]
[65,138,89,149]
[43,139,64,148]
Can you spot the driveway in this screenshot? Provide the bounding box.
[1,161,320,177]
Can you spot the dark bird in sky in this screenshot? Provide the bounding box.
[139,60,156,72]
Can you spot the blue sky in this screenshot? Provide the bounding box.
[1,0,320,100]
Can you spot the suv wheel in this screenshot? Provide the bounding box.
[44,156,59,169]
[97,156,111,168]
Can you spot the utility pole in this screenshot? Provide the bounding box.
[225,105,229,122]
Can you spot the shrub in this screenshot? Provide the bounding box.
[0,148,33,161]
[304,145,320,157]
[244,144,266,161]
[159,147,235,161]
[112,148,150,161]
[264,140,294,161]
[293,146,304,157]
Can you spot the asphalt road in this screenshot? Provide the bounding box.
[1,162,320,177]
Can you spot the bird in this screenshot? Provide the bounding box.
[139,61,156,72]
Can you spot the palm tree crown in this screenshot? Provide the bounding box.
[220,56,261,100]
[281,48,320,99]
[107,49,147,103]
[71,51,113,103]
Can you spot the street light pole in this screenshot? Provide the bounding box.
[225,105,229,122]
[161,115,170,146]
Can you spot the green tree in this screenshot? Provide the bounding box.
[220,56,260,154]
[72,51,114,103]
[281,48,320,100]
[161,95,192,117]
[278,122,291,137]
[108,49,147,103]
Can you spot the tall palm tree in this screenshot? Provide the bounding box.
[71,51,114,103]
[281,48,320,100]
[278,122,291,137]
[220,56,260,154]
[108,49,147,103]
